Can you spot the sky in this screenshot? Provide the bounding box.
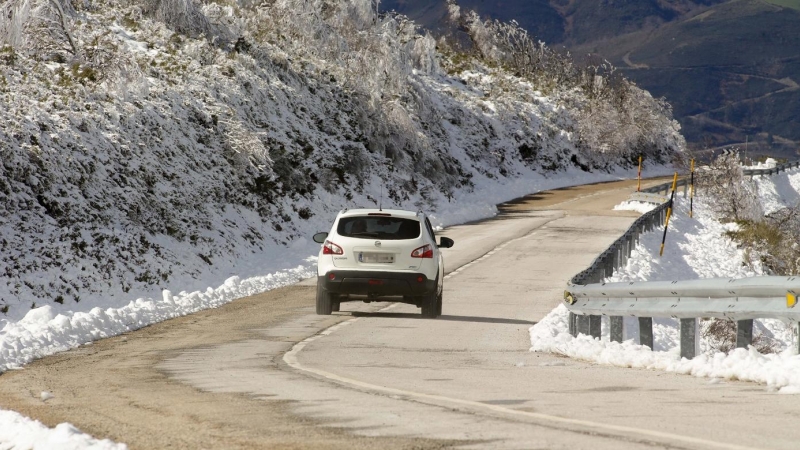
[3,161,799,447]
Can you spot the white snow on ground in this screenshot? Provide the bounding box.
[612,200,657,214]
[0,409,126,450]
[744,157,778,169]
[751,167,800,215]
[530,167,800,393]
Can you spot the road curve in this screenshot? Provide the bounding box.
[2,178,798,449]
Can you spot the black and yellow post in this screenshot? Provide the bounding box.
[689,158,695,218]
[660,172,678,257]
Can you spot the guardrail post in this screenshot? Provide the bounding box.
[680,318,697,359]
[639,317,653,349]
[576,315,590,336]
[610,316,623,343]
[796,324,800,355]
[590,316,601,339]
[568,312,577,337]
[736,319,753,348]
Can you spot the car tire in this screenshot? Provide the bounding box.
[435,289,442,316]
[420,284,439,319]
[332,300,341,312]
[316,283,333,315]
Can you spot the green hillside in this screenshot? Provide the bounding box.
[763,0,800,10]
[572,0,800,155]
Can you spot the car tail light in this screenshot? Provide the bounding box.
[323,240,344,255]
[411,244,433,258]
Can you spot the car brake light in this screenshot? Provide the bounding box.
[323,240,344,255]
[411,244,433,258]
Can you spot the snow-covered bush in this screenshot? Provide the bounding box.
[445,5,684,167]
[726,206,800,276]
[697,153,762,222]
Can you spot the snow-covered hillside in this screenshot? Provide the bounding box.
[0,0,685,316]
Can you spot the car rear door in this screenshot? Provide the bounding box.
[332,215,424,271]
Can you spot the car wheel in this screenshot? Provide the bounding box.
[316,282,333,315]
[435,289,442,317]
[420,287,439,319]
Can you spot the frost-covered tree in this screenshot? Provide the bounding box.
[697,153,762,222]
[446,3,684,165]
[0,0,78,61]
[139,0,218,40]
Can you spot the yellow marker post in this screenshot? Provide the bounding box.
[659,172,679,257]
[689,158,695,218]
[637,155,642,192]
[788,292,797,308]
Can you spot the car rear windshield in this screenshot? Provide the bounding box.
[337,216,420,240]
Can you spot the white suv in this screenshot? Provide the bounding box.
[312,208,454,318]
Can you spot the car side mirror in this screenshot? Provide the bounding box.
[438,237,454,249]
[313,232,328,244]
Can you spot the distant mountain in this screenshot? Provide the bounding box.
[383,0,800,158]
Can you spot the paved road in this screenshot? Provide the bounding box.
[2,178,798,449]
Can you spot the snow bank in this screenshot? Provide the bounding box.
[0,409,126,450]
[531,168,800,392]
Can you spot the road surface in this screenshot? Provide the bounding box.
[1,178,797,449]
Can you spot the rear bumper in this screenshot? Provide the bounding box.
[319,270,435,297]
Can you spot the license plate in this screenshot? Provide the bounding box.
[359,252,394,264]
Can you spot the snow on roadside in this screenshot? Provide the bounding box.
[0,262,316,372]
[0,263,314,450]
[530,168,800,392]
[751,167,800,215]
[0,409,126,450]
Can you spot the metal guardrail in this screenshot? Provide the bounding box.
[569,176,684,285]
[566,277,800,320]
[743,161,800,177]
[564,163,800,359]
